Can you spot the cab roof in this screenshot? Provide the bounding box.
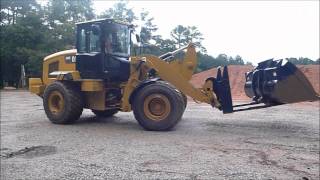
[75,18,132,27]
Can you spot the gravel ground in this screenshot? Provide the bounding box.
[1,90,319,180]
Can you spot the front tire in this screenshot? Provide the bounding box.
[43,81,83,124]
[132,81,184,131]
[181,93,187,109]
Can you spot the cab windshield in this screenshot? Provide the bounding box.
[104,24,130,56]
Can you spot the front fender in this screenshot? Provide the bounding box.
[129,78,160,104]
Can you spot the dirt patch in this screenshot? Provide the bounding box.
[191,65,319,100]
[0,146,57,159]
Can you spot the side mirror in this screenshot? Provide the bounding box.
[91,24,101,35]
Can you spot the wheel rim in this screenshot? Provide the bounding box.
[143,94,171,121]
[48,90,64,115]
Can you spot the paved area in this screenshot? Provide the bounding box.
[1,90,319,179]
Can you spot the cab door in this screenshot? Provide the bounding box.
[76,24,105,79]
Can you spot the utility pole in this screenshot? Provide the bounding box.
[20,64,26,88]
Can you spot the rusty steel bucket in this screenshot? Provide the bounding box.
[244,59,319,104]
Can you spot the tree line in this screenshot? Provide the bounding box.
[0,0,318,87]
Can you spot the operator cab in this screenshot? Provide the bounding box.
[75,19,132,82]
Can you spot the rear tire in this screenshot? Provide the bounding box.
[132,81,184,131]
[43,81,83,124]
[92,109,118,117]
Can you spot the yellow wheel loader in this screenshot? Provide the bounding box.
[29,19,319,131]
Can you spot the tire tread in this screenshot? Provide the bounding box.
[43,81,83,124]
[132,81,184,131]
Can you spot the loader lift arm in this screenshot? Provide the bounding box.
[121,43,221,112]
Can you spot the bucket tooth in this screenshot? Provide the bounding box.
[216,67,222,81]
[211,66,233,113]
[222,66,229,80]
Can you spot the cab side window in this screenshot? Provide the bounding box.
[77,26,101,53]
[78,28,86,53]
[89,30,101,52]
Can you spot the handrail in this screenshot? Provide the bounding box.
[158,44,194,61]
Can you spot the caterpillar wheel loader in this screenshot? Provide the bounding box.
[29,18,319,131]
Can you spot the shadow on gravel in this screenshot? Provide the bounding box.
[72,115,142,131]
[76,115,117,124]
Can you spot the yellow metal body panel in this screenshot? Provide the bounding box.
[121,57,143,111]
[202,79,221,108]
[144,55,212,103]
[80,80,106,110]
[29,78,45,95]
[42,49,76,85]
[56,71,81,81]
[121,43,219,110]
[31,49,107,110]
[29,85,45,95]
[29,78,42,85]
[81,79,104,91]
[84,91,106,110]
[168,44,197,81]
[70,71,80,80]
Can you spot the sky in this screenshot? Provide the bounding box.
[93,1,319,64]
